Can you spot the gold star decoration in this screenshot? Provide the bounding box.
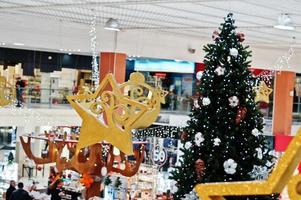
[0,76,15,107]
[67,72,166,155]
[195,128,301,200]
[254,81,273,104]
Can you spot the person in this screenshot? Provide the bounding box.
[9,182,32,200]
[5,180,16,200]
[15,77,25,107]
[8,152,14,164]
[29,181,37,192]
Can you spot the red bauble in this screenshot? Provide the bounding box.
[237,32,245,42]
[37,166,42,171]
[236,106,247,124]
[212,30,220,41]
[180,132,188,142]
[195,159,205,180]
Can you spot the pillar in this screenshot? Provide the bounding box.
[273,71,296,135]
[99,52,127,83]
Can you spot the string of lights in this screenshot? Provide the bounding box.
[133,126,183,140]
[90,11,99,86]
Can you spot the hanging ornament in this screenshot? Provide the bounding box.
[229,48,239,57]
[223,159,237,175]
[196,71,203,80]
[213,138,221,146]
[214,66,225,76]
[180,131,188,142]
[228,96,239,108]
[249,165,269,180]
[184,141,192,149]
[255,148,263,159]
[193,99,200,109]
[202,97,211,106]
[194,132,205,147]
[195,159,205,180]
[101,166,108,176]
[237,32,245,42]
[252,128,261,137]
[80,173,94,188]
[254,81,273,104]
[235,106,247,124]
[212,30,220,41]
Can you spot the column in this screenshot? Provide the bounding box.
[273,71,296,135]
[99,52,127,83]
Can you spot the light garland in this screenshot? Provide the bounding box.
[133,126,182,140]
[273,46,294,72]
[90,11,99,86]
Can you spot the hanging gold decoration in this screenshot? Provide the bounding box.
[0,76,15,107]
[254,81,273,103]
[195,128,301,200]
[67,72,166,155]
[119,72,168,129]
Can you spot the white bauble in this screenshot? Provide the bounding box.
[230,48,238,57]
[202,97,211,106]
[184,142,192,149]
[113,147,120,156]
[196,71,203,80]
[101,166,108,176]
[223,159,237,175]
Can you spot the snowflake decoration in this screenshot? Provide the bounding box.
[213,137,221,146]
[214,66,225,76]
[223,159,237,175]
[194,132,205,147]
[255,148,263,159]
[249,165,269,180]
[228,96,239,107]
[252,128,261,137]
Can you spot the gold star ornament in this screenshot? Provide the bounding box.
[254,81,273,103]
[67,72,166,155]
[195,128,301,200]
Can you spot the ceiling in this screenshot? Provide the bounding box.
[0,0,300,71]
[0,0,300,45]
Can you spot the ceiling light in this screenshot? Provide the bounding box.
[274,13,295,31]
[274,25,295,31]
[1,43,6,45]
[68,53,72,55]
[104,18,120,31]
[13,43,24,46]
[59,49,63,51]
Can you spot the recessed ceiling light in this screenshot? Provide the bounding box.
[59,49,63,51]
[1,43,6,45]
[13,43,24,46]
[77,49,81,52]
[48,56,52,60]
[68,53,72,55]
[104,18,120,31]
[274,24,295,30]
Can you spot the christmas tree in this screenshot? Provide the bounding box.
[170,13,276,200]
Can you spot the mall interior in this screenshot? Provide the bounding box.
[0,1,301,200]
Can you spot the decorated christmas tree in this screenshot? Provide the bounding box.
[170,13,276,200]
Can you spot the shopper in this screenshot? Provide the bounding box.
[5,180,16,200]
[9,182,32,200]
[15,77,25,107]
